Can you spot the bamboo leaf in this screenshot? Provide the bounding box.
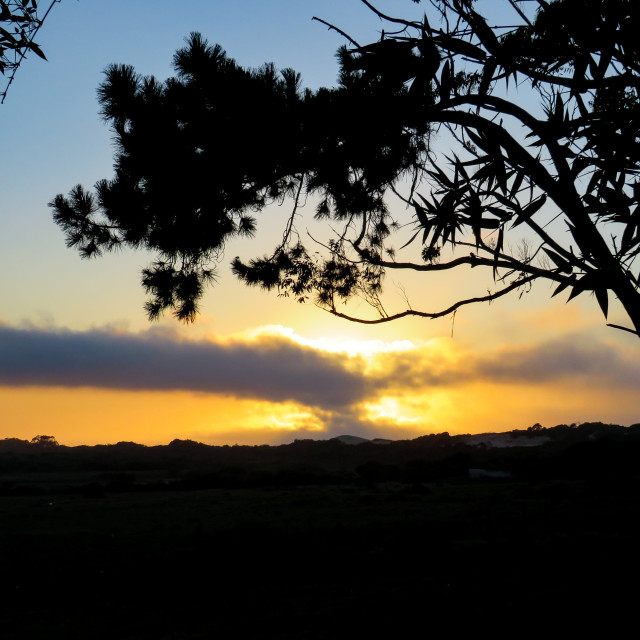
[552,278,572,298]
[440,59,451,101]
[492,226,504,281]
[567,284,585,302]
[509,170,524,199]
[434,34,487,60]
[399,228,422,250]
[412,201,429,226]
[594,288,609,318]
[542,247,572,273]
[479,58,497,95]
[511,194,547,228]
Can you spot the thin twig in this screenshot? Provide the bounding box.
[507,0,533,26]
[312,17,361,48]
[359,0,420,28]
[273,175,305,256]
[1,0,61,104]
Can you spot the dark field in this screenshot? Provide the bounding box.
[1,424,639,638]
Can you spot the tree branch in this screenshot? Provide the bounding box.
[358,0,420,29]
[311,17,361,48]
[327,275,537,324]
[362,249,574,285]
[432,108,615,274]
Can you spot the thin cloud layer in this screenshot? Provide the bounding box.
[0,325,366,408]
[477,335,640,387]
[370,334,640,392]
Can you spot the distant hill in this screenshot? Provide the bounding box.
[333,435,370,445]
[332,435,393,445]
[0,421,639,494]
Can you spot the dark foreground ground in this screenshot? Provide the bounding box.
[1,477,639,638]
[2,424,640,638]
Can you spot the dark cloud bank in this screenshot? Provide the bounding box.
[0,325,365,408]
[1,325,637,413]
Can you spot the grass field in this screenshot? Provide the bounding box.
[1,475,638,638]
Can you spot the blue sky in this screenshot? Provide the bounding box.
[2,0,437,331]
[0,1,638,445]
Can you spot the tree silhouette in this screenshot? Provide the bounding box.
[51,0,640,337]
[30,434,59,447]
[1,1,59,104]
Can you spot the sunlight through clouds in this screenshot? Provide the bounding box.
[364,397,421,425]
[361,392,457,434]
[239,402,326,433]
[233,324,417,358]
[0,320,638,445]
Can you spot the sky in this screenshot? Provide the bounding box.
[1,0,638,446]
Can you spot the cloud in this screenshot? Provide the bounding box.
[1,322,637,441]
[366,333,640,392]
[476,334,640,387]
[0,325,366,408]
[366,347,464,391]
[1,322,638,447]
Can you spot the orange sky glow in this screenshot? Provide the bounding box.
[1,1,638,446]
[1,310,638,446]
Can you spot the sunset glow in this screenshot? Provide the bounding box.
[1,311,638,446]
[0,0,637,447]
[235,324,417,359]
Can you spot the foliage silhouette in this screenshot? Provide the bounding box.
[0,0,59,103]
[51,0,640,336]
[30,434,58,447]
